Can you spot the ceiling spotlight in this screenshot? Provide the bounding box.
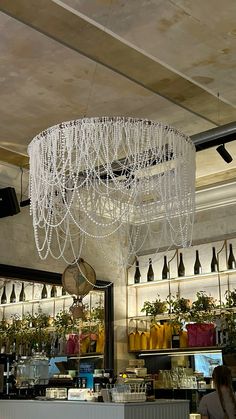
[216,144,233,163]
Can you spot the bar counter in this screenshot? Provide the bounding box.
[0,399,189,419]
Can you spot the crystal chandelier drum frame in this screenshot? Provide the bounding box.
[28,117,195,266]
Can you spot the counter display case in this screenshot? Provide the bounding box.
[0,399,190,419]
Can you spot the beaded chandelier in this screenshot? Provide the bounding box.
[28,117,195,266]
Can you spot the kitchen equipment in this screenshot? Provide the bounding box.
[46,387,67,399]
[111,384,146,403]
[16,356,32,387]
[68,388,91,400]
[30,353,49,385]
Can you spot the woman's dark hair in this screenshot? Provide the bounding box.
[213,365,236,418]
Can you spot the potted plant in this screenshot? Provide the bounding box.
[169,294,191,348]
[141,295,167,319]
[186,291,217,347]
[140,295,167,350]
[189,291,216,323]
[220,309,236,367]
[225,289,236,308]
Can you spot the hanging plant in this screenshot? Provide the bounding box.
[168,294,191,328]
[141,295,167,319]
[189,291,216,323]
[169,294,191,314]
[225,289,236,308]
[54,310,74,336]
[0,320,8,351]
[90,302,104,325]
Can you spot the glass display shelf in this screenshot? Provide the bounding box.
[127,307,236,323]
[0,294,72,307]
[68,353,104,359]
[128,269,236,288]
[129,346,221,356]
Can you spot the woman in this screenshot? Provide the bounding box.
[198,365,236,419]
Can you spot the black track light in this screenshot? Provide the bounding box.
[216,144,233,163]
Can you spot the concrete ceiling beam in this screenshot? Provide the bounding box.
[0,0,236,128]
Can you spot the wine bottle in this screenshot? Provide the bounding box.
[211,247,219,272]
[147,258,154,282]
[62,287,66,296]
[51,285,57,298]
[1,285,7,304]
[194,250,202,275]
[41,283,48,299]
[178,253,185,277]
[10,284,16,303]
[162,256,169,280]
[19,282,26,302]
[228,243,236,269]
[134,258,141,284]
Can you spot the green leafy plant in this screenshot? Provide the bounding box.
[221,310,236,354]
[225,289,236,308]
[141,295,167,319]
[189,291,216,323]
[170,294,191,314]
[90,302,104,324]
[54,310,74,336]
[168,294,191,329]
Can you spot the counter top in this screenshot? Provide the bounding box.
[0,398,189,419]
[0,398,188,405]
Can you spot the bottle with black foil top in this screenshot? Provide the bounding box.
[211,247,219,272]
[147,258,154,282]
[162,256,169,280]
[19,282,26,302]
[1,285,7,304]
[51,285,57,298]
[228,244,236,270]
[194,250,202,275]
[10,284,16,303]
[134,258,141,284]
[178,253,185,277]
[41,283,48,299]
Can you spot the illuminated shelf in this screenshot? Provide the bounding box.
[128,307,236,323]
[68,353,104,359]
[127,269,236,288]
[129,346,221,356]
[0,294,73,307]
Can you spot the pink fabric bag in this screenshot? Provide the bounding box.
[187,323,216,347]
[66,334,76,354]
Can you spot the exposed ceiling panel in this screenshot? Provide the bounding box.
[0,0,235,188]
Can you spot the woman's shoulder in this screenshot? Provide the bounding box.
[199,391,217,407]
[198,391,218,416]
[201,391,217,401]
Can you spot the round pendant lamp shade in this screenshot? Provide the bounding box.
[62,258,96,298]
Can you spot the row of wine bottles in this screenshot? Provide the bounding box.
[0,283,66,305]
[134,244,236,283]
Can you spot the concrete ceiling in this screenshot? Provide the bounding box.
[0,0,236,189]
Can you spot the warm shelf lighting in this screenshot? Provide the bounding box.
[138,349,222,356]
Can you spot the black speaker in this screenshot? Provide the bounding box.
[0,187,20,218]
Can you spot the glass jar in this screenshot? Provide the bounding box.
[16,357,32,388]
[30,352,49,385]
